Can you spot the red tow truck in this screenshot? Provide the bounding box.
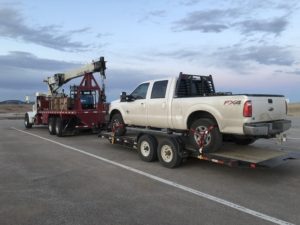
[24,57,108,136]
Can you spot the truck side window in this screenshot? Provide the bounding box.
[131,83,149,99]
[151,80,168,99]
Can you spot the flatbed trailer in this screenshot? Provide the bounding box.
[100,128,298,168]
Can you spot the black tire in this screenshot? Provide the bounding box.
[137,135,158,162]
[111,113,126,136]
[233,136,256,145]
[157,137,182,168]
[55,117,64,137]
[48,117,56,135]
[24,113,32,129]
[189,118,222,153]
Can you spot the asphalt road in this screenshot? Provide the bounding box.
[0,118,299,225]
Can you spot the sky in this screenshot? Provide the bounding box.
[0,0,300,102]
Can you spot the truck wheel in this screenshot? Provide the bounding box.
[233,136,256,145]
[137,135,158,162]
[157,137,182,168]
[189,118,222,153]
[55,117,64,137]
[24,113,32,129]
[111,113,126,136]
[48,117,56,135]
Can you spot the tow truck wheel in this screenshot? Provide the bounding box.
[48,117,56,135]
[55,117,64,137]
[111,113,126,136]
[158,138,182,168]
[137,135,158,162]
[24,113,32,129]
[189,118,222,153]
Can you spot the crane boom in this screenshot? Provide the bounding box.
[46,57,106,94]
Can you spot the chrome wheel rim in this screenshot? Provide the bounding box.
[194,125,211,146]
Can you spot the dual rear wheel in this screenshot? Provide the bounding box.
[48,117,64,137]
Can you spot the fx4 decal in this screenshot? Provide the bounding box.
[224,100,241,105]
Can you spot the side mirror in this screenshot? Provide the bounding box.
[120,92,127,102]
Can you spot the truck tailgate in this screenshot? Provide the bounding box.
[250,96,286,122]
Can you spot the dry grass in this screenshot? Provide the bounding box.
[288,103,300,117]
[0,104,33,114]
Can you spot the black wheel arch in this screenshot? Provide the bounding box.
[110,109,122,121]
[187,111,219,129]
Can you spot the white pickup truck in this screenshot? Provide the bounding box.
[109,73,291,153]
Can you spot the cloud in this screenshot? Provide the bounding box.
[0,51,83,100]
[0,51,162,101]
[214,45,295,68]
[179,0,201,6]
[287,69,300,75]
[173,9,238,32]
[238,17,288,35]
[138,10,166,23]
[0,8,90,51]
[153,49,202,61]
[173,1,295,35]
[0,51,81,71]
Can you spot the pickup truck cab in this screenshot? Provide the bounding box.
[109,73,291,152]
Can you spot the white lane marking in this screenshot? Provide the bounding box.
[12,127,294,225]
[288,137,300,140]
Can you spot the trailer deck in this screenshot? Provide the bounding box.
[100,131,298,168]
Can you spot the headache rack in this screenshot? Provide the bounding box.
[175,72,216,97]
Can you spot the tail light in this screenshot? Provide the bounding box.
[243,100,252,117]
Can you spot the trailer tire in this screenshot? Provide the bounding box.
[48,117,56,135]
[24,113,32,129]
[137,135,158,162]
[55,117,64,137]
[189,118,222,153]
[111,113,126,136]
[158,137,182,168]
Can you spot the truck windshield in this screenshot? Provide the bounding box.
[80,92,96,109]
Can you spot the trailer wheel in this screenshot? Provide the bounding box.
[189,118,222,153]
[55,117,64,137]
[137,135,158,162]
[158,138,182,168]
[233,136,256,145]
[48,117,56,135]
[111,113,126,136]
[24,113,32,129]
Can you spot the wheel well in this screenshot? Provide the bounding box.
[110,109,121,120]
[187,111,218,128]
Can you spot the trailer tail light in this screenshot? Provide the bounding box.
[243,100,252,117]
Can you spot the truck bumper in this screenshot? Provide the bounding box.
[243,120,291,136]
